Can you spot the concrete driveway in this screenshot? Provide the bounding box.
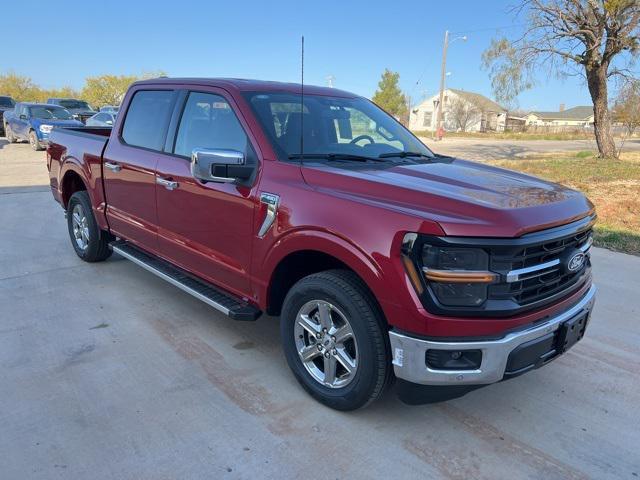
[1,141,639,479]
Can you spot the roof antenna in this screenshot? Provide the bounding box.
[299,35,304,166]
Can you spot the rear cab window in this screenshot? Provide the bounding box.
[121,90,175,151]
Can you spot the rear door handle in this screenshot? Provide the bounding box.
[156,176,178,191]
[104,161,121,172]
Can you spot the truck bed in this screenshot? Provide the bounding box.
[47,126,113,208]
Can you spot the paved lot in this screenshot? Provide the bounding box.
[420,136,640,160]
[1,140,639,479]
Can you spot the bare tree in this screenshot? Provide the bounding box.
[482,0,640,159]
[448,96,482,131]
[614,79,640,148]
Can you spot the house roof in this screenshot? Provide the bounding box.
[448,89,506,113]
[529,106,593,120]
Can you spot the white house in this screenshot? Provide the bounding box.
[409,89,507,132]
[526,106,594,128]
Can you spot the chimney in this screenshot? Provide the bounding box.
[559,103,565,112]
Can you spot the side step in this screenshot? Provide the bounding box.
[110,241,261,321]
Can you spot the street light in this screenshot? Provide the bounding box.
[435,31,468,134]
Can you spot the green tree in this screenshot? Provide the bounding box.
[0,72,38,101]
[482,0,640,159]
[81,74,140,108]
[372,69,407,118]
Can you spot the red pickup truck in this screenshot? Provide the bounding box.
[47,78,596,410]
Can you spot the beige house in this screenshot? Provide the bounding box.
[409,89,507,132]
[526,106,594,128]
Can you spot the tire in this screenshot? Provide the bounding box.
[66,191,112,262]
[29,130,43,151]
[5,125,16,143]
[280,269,391,411]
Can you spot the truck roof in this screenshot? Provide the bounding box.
[131,77,358,98]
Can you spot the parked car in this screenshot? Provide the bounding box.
[99,105,119,113]
[86,111,117,127]
[46,98,95,124]
[5,103,83,150]
[0,95,16,135]
[47,78,596,410]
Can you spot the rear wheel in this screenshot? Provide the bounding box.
[280,270,391,410]
[66,191,112,262]
[29,130,43,151]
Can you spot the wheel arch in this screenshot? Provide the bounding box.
[262,231,388,319]
[60,168,88,208]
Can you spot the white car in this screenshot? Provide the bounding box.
[86,112,117,127]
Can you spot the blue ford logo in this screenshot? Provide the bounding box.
[566,251,586,272]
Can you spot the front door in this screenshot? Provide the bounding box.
[103,89,176,252]
[155,90,260,298]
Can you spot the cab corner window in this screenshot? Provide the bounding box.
[121,90,174,151]
[174,92,249,158]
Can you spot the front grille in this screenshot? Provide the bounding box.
[488,226,592,307]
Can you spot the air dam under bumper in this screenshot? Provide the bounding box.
[389,285,596,401]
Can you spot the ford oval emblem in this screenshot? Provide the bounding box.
[566,251,586,272]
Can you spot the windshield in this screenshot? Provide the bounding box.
[244,92,433,161]
[0,96,15,108]
[58,100,93,111]
[30,106,74,120]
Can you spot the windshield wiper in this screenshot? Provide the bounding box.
[288,153,386,163]
[378,151,434,159]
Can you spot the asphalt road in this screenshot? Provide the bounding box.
[1,140,639,479]
[420,136,640,160]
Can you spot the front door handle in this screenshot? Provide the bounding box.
[156,176,179,191]
[104,161,121,172]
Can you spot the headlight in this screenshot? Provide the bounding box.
[421,245,495,307]
[39,124,53,134]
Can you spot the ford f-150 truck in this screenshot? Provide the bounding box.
[47,78,596,410]
[5,102,83,150]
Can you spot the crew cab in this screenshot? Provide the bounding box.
[5,103,83,150]
[0,95,16,135]
[47,78,596,410]
[47,98,96,124]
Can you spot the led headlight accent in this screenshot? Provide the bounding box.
[422,245,495,307]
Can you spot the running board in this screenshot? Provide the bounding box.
[110,241,261,321]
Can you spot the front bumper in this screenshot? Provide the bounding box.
[389,284,596,387]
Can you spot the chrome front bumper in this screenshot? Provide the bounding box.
[388,285,597,386]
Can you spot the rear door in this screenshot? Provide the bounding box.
[102,88,177,252]
[154,89,260,297]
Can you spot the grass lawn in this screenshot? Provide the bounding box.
[486,151,640,256]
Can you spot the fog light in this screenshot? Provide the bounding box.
[426,349,482,370]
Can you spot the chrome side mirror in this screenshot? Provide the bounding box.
[190,148,252,183]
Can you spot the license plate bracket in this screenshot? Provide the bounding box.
[557,312,589,353]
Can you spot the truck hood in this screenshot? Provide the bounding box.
[32,118,84,128]
[302,158,594,237]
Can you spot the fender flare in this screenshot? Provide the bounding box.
[260,228,392,307]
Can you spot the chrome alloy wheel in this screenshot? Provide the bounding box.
[294,300,358,388]
[71,203,90,251]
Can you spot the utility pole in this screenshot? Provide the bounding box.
[436,30,449,133]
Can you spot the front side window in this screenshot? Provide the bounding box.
[245,92,432,161]
[121,90,175,151]
[174,92,249,157]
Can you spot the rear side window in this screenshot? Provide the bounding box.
[174,92,248,157]
[121,90,174,151]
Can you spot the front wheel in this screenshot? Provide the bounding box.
[29,130,43,151]
[5,125,16,143]
[280,270,391,410]
[66,191,112,262]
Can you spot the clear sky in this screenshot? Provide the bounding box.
[2,0,598,111]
